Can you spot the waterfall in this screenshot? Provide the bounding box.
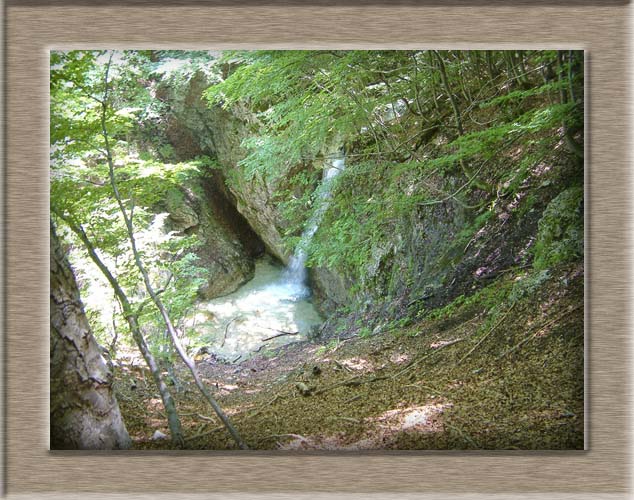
[284,155,346,295]
[184,154,345,361]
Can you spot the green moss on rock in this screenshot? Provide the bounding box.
[533,186,584,271]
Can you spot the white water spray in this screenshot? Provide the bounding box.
[284,155,346,293]
[184,154,345,362]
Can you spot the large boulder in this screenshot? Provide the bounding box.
[159,73,290,263]
[310,266,349,315]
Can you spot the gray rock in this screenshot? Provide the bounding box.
[152,430,168,440]
[162,178,259,299]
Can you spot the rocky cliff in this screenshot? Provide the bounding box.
[150,63,583,325]
[153,71,353,308]
[157,73,291,264]
[160,171,264,299]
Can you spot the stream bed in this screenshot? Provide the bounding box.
[184,255,323,362]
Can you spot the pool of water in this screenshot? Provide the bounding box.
[184,256,323,362]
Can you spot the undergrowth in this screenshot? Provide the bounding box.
[115,261,583,450]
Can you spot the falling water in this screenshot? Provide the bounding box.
[284,155,346,293]
[184,154,345,362]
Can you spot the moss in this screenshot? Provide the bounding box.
[532,186,583,271]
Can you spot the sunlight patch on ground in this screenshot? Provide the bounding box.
[370,403,450,432]
[430,339,462,349]
[389,352,410,364]
[148,398,164,410]
[278,401,451,450]
[339,357,374,371]
[224,404,255,416]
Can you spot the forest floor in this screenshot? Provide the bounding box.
[114,261,584,450]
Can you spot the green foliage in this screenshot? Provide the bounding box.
[51,50,215,356]
[158,143,176,160]
[478,80,566,109]
[532,186,584,270]
[315,338,342,356]
[358,326,373,338]
[429,102,580,189]
[203,50,583,306]
[454,208,494,247]
[205,50,433,182]
[150,50,220,87]
[509,269,551,304]
[421,276,515,323]
[164,186,186,213]
[301,159,429,278]
[51,49,584,359]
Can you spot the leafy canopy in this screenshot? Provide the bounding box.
[204,50,583,289]
[51,50,212,352]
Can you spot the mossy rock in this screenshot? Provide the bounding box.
[165,188,199,231]
[533,186,583,271]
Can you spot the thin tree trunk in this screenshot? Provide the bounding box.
[469,51,484,85]
[516,50,529,87]
[485,51,497,83]
[100,51,248,450]
[567,50,577,104]
[432,50,493,194]
[55,213,185,447]
[426,51,442,114]
[410,53,426,117]
[455,52,472,103]
[432,50,464,136]
[556,51,583,161]
[504,51,519,89]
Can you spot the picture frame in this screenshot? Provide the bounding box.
[2,0,630,498]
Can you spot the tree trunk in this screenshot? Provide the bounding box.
[485,50,498,83]
[432,50,464,136]
[56,213,185,447]
[100,51,247,449]
[50,222,131,449]
[556,51,583,162]
[432,50,493,194]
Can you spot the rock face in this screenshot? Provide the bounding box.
[154,71,536,317]
[162,172,264,299]
[310,266,349,314]
[532,186,584,271]
[151,63,583,323]
[310,188,467,315]
[160,73,290,264]
[50,223,131,449]
[158,74,353,308]
[374,199,468,304]
[158,70,544,319]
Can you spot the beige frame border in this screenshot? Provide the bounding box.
[3,2,631,498]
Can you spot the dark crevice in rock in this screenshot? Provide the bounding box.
[200,170,265,260]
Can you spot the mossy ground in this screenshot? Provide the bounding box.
[114,261,583,450]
